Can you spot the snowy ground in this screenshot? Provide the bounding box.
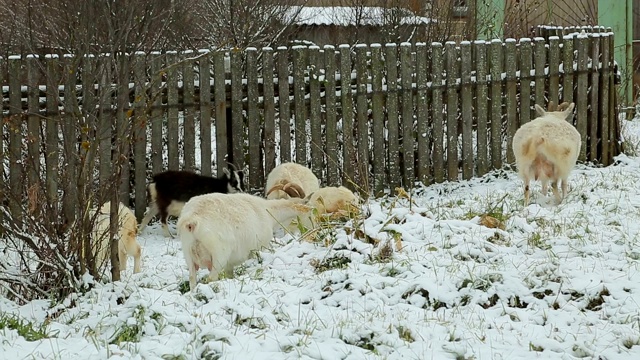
[3,119,640,359]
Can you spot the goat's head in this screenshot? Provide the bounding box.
[222,167,246,193]
[535,102,575,122]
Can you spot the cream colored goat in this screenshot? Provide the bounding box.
[297,186,359,229]
[512,102,581,206]
[265,163,320,199]
[92,201,142,274]
[177,193,312,290]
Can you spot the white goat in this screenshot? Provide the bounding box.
[92,201,142,274]
[512,102,580,206]
[265,162,320,200]
[297,186,359,229]
[177,193,312,290]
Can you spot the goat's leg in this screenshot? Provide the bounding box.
[159,208,174,238]
[541,179,549,196]
[188,261,199,291]
[523,176,531,207]
[118,248,128,272]
[561,178,568,200]
[551,181,561,204]
[139,203,158,233]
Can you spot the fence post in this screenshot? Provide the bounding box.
[199,50,213,177]
[276,47,291,164]
[415,43,431,185]
[230,48,244,170]
[262,47,276,179]
[533,37,546,109]
[324,46,339,186]
[445,41,459,182]
[489,40,503,170]
[182,51,196,172]
[460,41,473,180]
[133,52,148,220]
[600,34,611,164]
[385,44,400,188]
[431,43,444,183]
[150,52,164,175]
[548,36,561,106]
[589,35,601,163]
[400,43,414,187]
[355,44,370,190]
[309,46,323,179]
[247,47,262,190]
[371,44,385,194]
[504,39,517,165]
[339,45,355,187]
[213,50,228,176]
[8,56,23,222]
[576,34,589,161]
[44,55,60,213]
[293,46,308,165]
[474,41,489,176]
[26,55,41,195]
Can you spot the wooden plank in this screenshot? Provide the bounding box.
[213,51,228,177]
[431,43,445,183]
[324,45,338,186]
[230,49,244,170]
[518,38,531,125]
[533,37,546,108]
[589,34,600,162]
[262,47,276,179]
[505,39,518,165]
[150,52,164,175]
[460,41,473,180]
[116,56,130,205]
[26,55,41,188]
[490,39,503,169]
[277,47,291,164]
[575,34,588,161]
[548,37,561,105]
[309,46,323,179]
[63,55,79,222]
[45,55,60,210]
[445,41,459,182]
[371,44,385,194]
[198,50,212,176]
[415,43,430,185]
[385,44,400,188]
[293,46,307,165]
[98,54,113,188]
[8,56,23,220]
[183,51,196,172]
[600,34,610,164]
[355,44,369,189]
[166,51,180,171]
[400,43,414,186]
[133,52,148,220]
[562,35,574,104]
[246,47,261,189]
[339,45,355,186]
[474,41,489,176]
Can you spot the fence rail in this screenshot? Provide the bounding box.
[0,32,620,222]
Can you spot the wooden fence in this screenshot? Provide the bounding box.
[0,31,620,221]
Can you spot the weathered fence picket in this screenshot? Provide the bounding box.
[0,32,621,223]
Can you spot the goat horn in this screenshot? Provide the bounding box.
[266,184,285,196]
[282,183,305,198]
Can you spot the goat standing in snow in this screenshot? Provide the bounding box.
[139,168,245,237]
[177,191,310,290]
[91,201,142,274]
[265,162,320,199]
[297,186,360,229]
[512,102,581,206]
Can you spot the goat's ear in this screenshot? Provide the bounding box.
[563,102,575,116]
[223,167,231,178]
[535,104,546,116]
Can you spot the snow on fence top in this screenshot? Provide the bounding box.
[0,33,620,218]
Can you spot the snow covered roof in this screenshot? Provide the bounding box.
[287,6,434,26]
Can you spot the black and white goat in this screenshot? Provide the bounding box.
[139,168,245,237]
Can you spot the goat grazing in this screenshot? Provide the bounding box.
[297,186,359,229]
[139,168,245,237]
[265,162,320,200]
[92,201,142,274]
[512,102,580,206]
[177,193,312,290]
